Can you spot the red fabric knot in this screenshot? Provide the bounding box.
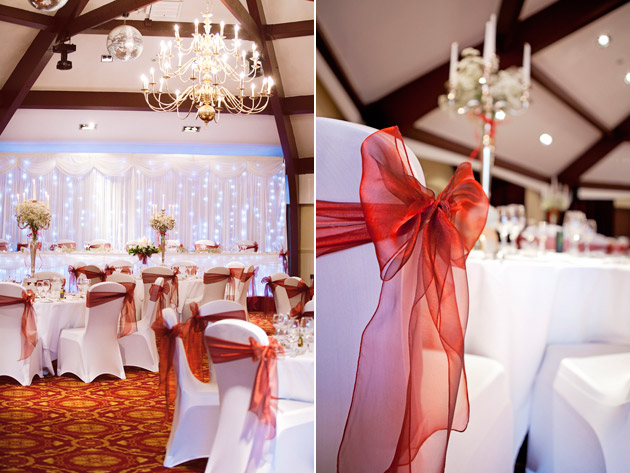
[315,126,489,473]
[0,289,41,361]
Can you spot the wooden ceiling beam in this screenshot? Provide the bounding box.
[282,95,314,115]
[558,113,630,186]
[362,0,629,133]
[0,0,90,136]
[265,20,313,39]
[65,0,161,38]
[0,5,54,30]
[83,20,255,41]
[218,0,263,46]
[405,127,551,183]
[579,181,630,191]
[241,0,301,275]
[496,0,526,53]
[296,157,314,174]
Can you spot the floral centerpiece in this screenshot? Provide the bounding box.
[438,48,525,119]
[15,199,51,275]
[541,178,571,224]
[150,211,175,263]
[128,236,159,265]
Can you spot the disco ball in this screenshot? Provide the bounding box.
[29,0,68,12]
[106,25,143,62]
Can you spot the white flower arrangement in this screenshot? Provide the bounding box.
[438,48,526,118]
[150,212,175,235]
[127,236,159,257]
[541,178,571,212]
[15,200,51,239]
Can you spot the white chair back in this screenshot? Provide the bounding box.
[204,319,269,473]
[141,267,173,317]
[88,239,111,250]
[166,239,181,251]
[271,272,291,315]
[106,273,135,284]
[285,276,306,310]
[56,239,76,249]
[84,264,105,286]
[0,282,45,385]
[304,299,314,313]
[235,265,254,314]
[33,271,66,283]
[144,277,164,328]
[200,267,230,303]
[172,260,197,277]
[108,259,134,274]
[316,118,425,472]
[195,239,217,251]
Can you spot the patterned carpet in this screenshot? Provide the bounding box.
[0,312,275,473]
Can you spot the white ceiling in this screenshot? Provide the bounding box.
[317,0,630,188]
[0,0,313,156]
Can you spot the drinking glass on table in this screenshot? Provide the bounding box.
[508,204,526,253]
[300,317,314,353]
[77,276,89,297]
[42,280,51,299]
[537,221,548,255]
[284,319,300,356]
[35,280,45,299]
[582,219,597,256]
[563,210,586,254]
[495,206,512,258]
[272,313,289,345]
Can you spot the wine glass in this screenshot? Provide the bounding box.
[272,313,289,345]
[582,219,597,256]
[508,204,526,253]
[35,280,44,299]
[77,276,89,297]
[536,221,548,256]
[42,280,51,300]
[563,211,586,254]
[300,317,314,353]
[495,206,512,258]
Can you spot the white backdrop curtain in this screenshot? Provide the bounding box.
[0,154,286,252]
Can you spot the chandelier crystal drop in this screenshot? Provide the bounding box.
[140,3,273,126]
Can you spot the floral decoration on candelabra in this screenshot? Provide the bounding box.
[541,177,571,224]
[150,211,175,264]
[127,236,159,265]
[15,199,51,276]
[439,14,531,197]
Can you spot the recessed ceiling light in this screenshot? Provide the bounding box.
[101,55,113,62]
[624,72,630,85]
[596,34,611,47]
[495,110,506,121]
[539,133,553,146]
[182,126,200,133]
[79,123,97,131]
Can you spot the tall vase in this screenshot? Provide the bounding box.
[160,234,166,264]
[29,235,37,276]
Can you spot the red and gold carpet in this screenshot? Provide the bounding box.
[0,312,275,473]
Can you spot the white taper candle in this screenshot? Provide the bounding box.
[523,42,531,86]
[449,42,458,86]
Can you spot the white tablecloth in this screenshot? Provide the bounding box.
[465,251,630,458]
[277,352,314,403]
[33,296,86,371]
[0,251,283,295]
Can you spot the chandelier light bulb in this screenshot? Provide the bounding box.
[624,72,630,85]
[220,21,225,36]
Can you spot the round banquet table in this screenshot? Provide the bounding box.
[277,352,314,403]
[33,295,86,373]
[465,250,630,459]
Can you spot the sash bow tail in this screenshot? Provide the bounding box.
[316,126,488,473]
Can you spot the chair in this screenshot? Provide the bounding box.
[303,299,314,317]
[56,239,76,250]
[226,261,245,301]
[0,282,47,385]
[269,272,290,315]
[234,264,254,319]
[0,239,9,251]
[316,118,513,473]
[181,267,231,323]
[87,239,111,250]
[33,271,66,284]
[171,260,198,277]
[166,239,181,252]
[141,266,175,318]
[204,319,314,473]
[195,239,218,251]
[108,259,134,275]
[527,343,630,473]
[159,307,221,467]
[117,274,159,372]
[284,276,310,312]
[237,240,258,252]
[83,264,106,286]
[125,240,138,252]
[57,282,127,383]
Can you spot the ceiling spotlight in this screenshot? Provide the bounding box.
[596,34,611,47]
[79,123,97,131]
[182,126,201,133]
[539,133,553,146]
[52,41,76,70]
[101,55,113,62]
[624,72,630,85]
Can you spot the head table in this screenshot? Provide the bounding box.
[0,251,283,295]
[465,250,630,460]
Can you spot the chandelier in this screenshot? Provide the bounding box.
[140,2,273,125]
[439,14,531,196]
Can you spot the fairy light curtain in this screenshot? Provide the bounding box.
[0,154,286,252]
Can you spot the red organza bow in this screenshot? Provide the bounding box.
[186,302,247,381]
[84,269,106,282]
[85,291,126,308]
[142,273,179,310]
[151,316,186,419]
[203,272,231,285]
[278,250,289,273]
[285,281,312,310]
[117,282,137,338]
[68,265,86,291]
[206,336,284,439]
[148,283,166,325]
[316,127,488,473]
[261,276,287,316]
[0,290,37,360]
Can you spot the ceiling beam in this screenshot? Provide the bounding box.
[405,127,551,183]
[282,95,314,115]
[579,181,630,191]
[0,0,90,136]
[296,157,314,174]
[65,0,161,38]
[496,0,526,52]
[83,20,256,41]
[265,20,313,39]
[558,114,630,186]
[361,0,629,133]
[218,0,263,46]
[0,5,54,30]
[531,65,610,135]
[241,0,301,275]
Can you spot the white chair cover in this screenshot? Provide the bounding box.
[270,272,291,315]
[195,239,218,251]
[527,343,630,473]
[235,264,254,320]
[0,282,47,385]
[204,319,314,473]
[316,117,513,473]
[160,307,221,467]
[181,266,231,323]
[284,276,306,311]
[141,266,174,318]
[57,281,126,383]
[116,274,158,372]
